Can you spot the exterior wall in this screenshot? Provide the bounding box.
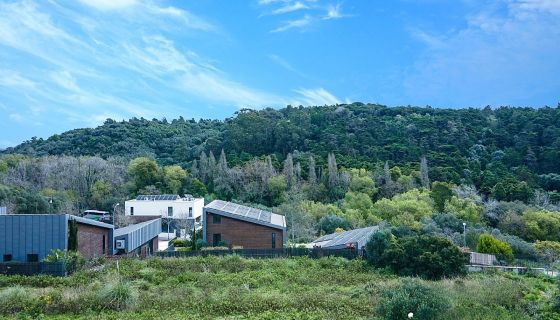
[113,219,161,254]
[127,215,161,224]
[125,198,203,219]
[76,223,111,259]
[205,212,283,249]
[0,215,68,262]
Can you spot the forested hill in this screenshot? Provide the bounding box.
[3,103,560,194]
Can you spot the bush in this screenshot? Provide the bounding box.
[366,233,467,280]
[376,278,450,320]
[97,280,138,311]
[196,239,208,249]
[169,239,188,247]
[365,230,392,267]
[0,286,36,314]
[43,249,86,273]
[477,234,514,263]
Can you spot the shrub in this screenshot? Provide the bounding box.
[196,239,208,249]
[366,233,467,280]
[43,249,86,274]
[376,278,450,320]
[170,239,188,247]
[0,286,36,314]
[476,234,514,263]
[97,280,138,311]
[365,230,392,267]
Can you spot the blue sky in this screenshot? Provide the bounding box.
[0,0,559,148]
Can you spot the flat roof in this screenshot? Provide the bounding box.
[205,200,286,230]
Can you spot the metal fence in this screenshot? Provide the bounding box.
[0,262,67,276]
[156,247,362,259]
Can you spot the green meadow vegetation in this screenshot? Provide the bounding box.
[0,256,558,320]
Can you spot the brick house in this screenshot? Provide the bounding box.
[203,200,286,249]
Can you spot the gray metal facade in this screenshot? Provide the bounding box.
[113,218,161,253]
[0,214,68,262]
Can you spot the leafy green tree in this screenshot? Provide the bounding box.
[376,278,450,320]
[476,234,513,262]
[522,210,560,241]
[317,215,350,234]
[188,178,207,197]
[128,157,159,192]
[444,196,482,223]
[535,240,560,263]
[348,168,377,197]
[342,191,378,227]
[430,181,453,212]
[90,179,112,208]
[267,175,287,206]
[163,165,187,194]
[373,189,434,229]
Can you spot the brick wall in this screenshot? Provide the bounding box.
[76,223,110,259]
[205,212,283,249]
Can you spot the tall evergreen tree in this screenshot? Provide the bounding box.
[420,156,430,189]
[327,153,339,189]
[308,155,317,185]
[283,153,295,189]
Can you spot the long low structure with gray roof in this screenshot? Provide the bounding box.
[310,226,378,250]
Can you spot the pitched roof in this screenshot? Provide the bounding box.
[311,226,378,249]
[204,200,286,230]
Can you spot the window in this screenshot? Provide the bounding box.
[130,207,134,215]
[213,233,222,245]
[272,233,276,249]
[27,254,39,262]
[102,235,106,254]
[188,207,193,218]
[213,215,221,224]
[3,254,12,262]
[168,206,173,217]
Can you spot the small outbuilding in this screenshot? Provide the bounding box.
[203,200,286,249]
[309,226,378,250]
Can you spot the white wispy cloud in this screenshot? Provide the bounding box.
[0,70,36,88]
[77,0,137,11]
[323,3,350,20]
[271,14,313,32]
[404,0,560,107]
[258,0,351,32]
[268,54,307,77]
[293,87,340,106]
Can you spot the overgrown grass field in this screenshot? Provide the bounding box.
[0,256,557,319]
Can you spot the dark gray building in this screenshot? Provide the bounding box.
[0,214,161,262]
[0,214,113,262]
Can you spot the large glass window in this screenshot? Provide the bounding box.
[213,215,221,224]
[272,233,276,249]
[213,233,221,245]
[130,207,134,215]
[188,207,193,218]
[168,207,173,217]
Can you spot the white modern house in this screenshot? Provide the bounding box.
[124,194,204,221]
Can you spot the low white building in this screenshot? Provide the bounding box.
[125,194,204,220]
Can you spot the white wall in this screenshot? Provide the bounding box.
[124,198,204,219]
